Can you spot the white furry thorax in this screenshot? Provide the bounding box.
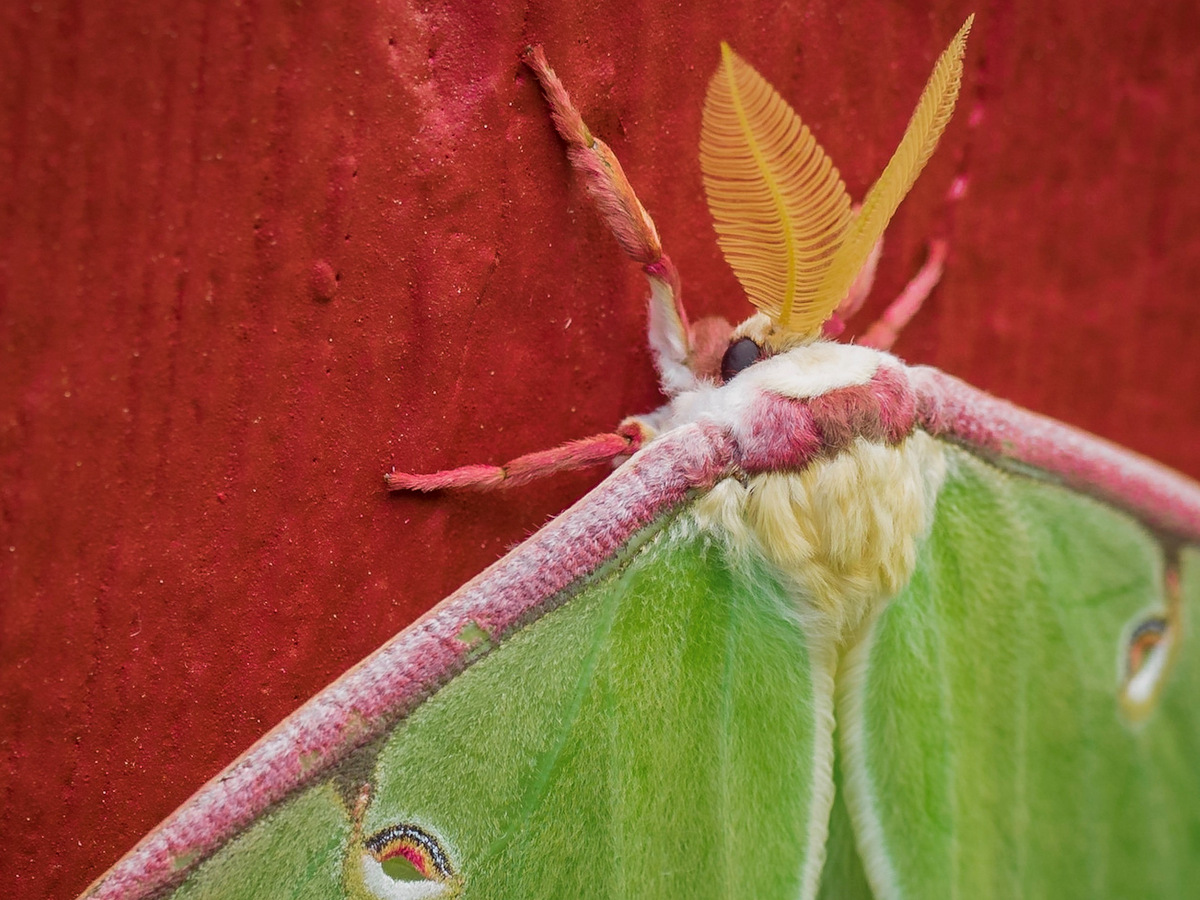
[630,339,885,439]
[633,339,946,645]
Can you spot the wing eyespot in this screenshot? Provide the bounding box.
[1119,613,1176,723]
[360,823,456,899]
[720,337,763,382]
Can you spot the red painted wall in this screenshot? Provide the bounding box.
[3,2,1199,897]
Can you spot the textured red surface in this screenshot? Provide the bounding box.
[3,2,1199,898]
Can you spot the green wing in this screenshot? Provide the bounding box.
[838,444,1200,899]
[168,508,834,900]
[111,439,1200,900]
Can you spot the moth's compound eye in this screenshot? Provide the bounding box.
[1119,614,1175,722]
[361,823,456,899]
[720,337,763,382]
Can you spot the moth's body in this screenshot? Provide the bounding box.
[637,339,945,645]
[87,346,1200,900]
[81,20,1200,900]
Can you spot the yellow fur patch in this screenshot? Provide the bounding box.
[691,432,946,643]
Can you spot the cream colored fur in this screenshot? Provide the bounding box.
[627,338,884,442]
[797,648,839,900]
[747,340,882,404]
[835,614,904,900]
[691,432,946,644]
[646,273,698,397]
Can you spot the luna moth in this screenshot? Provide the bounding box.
[78,17,1200,900]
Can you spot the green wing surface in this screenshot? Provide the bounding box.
[82,365,1200,900]
[168,510,833,900]
[839,444,1200,899]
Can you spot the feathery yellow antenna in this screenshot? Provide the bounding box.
[700,18,973,337]
[700,43,854,333]
[816,16,974,320]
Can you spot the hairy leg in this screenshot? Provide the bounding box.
[523,46,697,394]
[386,427,644,492]
[388,49,684,493]
[856,240,948,351]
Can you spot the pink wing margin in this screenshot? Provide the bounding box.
[80,363,1200,900]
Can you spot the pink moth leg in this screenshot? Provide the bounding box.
[822,224,884,339]
[856,239,949,350]
[388,47,684,493]
[522,46,705,395]
[826,164,969,348]
[823,67,977,350]
[385,426,645,493]
[821,237,946,348]
[849,154,975,348]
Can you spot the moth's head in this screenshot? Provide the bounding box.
[698,312,813,385]
[693,18,972,386]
